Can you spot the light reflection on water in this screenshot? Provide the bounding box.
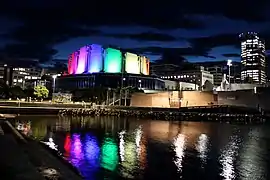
[173,134,186,174]
[196,134,209,167]
[219,135,241,180]
[100,135,119,172]
[84,134,100,173]
[70,134,83,168]
[15,116,270,180]
[238,128,268,180]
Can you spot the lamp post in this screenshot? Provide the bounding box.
[227,59,232,90]
[138,79,142,89]
[52,75,57,94]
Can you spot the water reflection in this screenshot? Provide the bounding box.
[84,134,100,176]
[173,134,186,174]
[15,116,270,180]
[119,130,125,162]
[196,134,209,166]
[100,135,119,171]
[238,128,267,180]
[42,138,58,151]
[135,126,142,157]
[70,134,83,168]
[219,135,241,180]
[64,134,71,158]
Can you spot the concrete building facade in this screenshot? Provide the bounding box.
[131,91,216,108]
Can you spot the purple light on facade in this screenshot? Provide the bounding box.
[87,44,103,73]
[76,46,88,74]
[73,51,79,74]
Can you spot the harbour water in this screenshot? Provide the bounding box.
[15,116,269,180]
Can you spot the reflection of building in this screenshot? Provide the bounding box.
[160,66,214,91]
[57,44,164,91]
[239,32,266,84]
[144,121,210,148]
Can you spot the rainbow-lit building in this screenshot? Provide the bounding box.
[56,44,164,91]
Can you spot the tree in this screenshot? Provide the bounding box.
[34,85,49,100]
[9,86,26,98]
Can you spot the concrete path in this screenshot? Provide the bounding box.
[0,132,44,180]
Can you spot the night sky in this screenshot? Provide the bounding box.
[0,0,270,64]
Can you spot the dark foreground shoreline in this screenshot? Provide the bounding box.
[0,120,83,180]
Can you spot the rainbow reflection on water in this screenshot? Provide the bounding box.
[84,134,100,169]
[63,133,101,179]
[101,135,119,171]
[70,134,83,167]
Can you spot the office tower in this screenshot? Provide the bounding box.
[239,32,266,84]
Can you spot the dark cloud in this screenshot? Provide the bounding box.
[189,32,270,54]
[106,32,177,42]
[180,0,270,22]
[0,5,205,62]
[123,46,214,59]
[1,0,270,63]
[2,22,100,45]
[2,4,205,30]
[222,53,240,57]
[1,43,58,62]
[189,33,239,50]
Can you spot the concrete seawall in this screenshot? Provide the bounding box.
[0,104,262,116]
[0,106,60,115]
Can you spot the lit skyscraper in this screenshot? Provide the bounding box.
[239,32,266,84]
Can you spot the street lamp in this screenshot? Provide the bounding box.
[227,59,232,90]
[138,79,142,89]
[52,75,57,94]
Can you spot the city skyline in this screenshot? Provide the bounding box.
[0,1,270,64]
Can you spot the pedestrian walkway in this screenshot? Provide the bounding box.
[0,134,44,180]
[0,125,4,135]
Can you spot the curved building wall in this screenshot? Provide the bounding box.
[125,52,140,74]
[68,52,78,75]
[87,44,103,73]
[140,56,150,75]
[68,53,74,74]
[67,44,151,75]
[76,46,88,74]
[104,48,122,73]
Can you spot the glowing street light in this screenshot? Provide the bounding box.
[52,75,57,93]
[227,59,232,90]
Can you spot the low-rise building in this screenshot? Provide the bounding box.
[0,63,43,88]
[194,61,242,86]
[161,66,214,91]
[163,80,198,91]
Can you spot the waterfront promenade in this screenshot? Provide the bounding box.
[0,120,82,179]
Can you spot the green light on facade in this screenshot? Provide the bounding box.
[104,48,122,73]
[100,136,119,171]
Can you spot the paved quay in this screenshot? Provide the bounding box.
[0,122,83,180]
[0,125,44,180]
